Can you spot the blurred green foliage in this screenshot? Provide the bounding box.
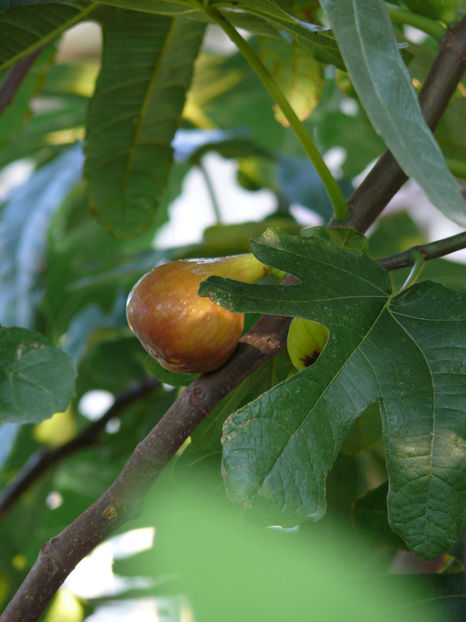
[0,1,464,620]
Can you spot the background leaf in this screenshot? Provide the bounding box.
[403,0,461,22]
[211,0,345,68]
[436,98,466,162]
[258,37,324,126]
[0,1,464,613]
[319,0,466,226]
[0,145,83,328]
[40,167,178,339]
[0,326,75,424]
[94,0,344,67]
[0,2,95,71]
[124,470,442,622]
[352,482,406,549]
[0,423,19,469]
[94,0,198,15]
[277,153,352,220]
[84,7,204,237]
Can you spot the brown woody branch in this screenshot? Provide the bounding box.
[0,47,45,114]
[0,377,160,521]
[0,314,291,622]
[1,16,465,622]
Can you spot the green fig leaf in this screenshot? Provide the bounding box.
[200,229,466,560]
[319,0,466,227]
[88,1,344,68]
[258,36,324,126]
[209,0,345,68]
[301,226,368,251]
[84,8,204,237]
[0,2,94,72]
[179,351,294,465]
[0,327,76,424]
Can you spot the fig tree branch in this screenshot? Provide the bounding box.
[2,14,465,622]
[376,230,466,270]
[331,16,466,233]
[0,314,291,622]
[0,377,160,522]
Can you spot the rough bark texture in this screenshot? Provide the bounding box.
[0,315,291,621]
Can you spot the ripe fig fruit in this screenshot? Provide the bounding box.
[287,318,328,370]
[126,254,267,374]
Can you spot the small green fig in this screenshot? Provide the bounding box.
[126,254,267,374]
[287,318,328,370]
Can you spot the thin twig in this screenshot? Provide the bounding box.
[0,377,159,521]
[198,160,222,223]
[376,231,466,270]
[329,16,466,233]
[0,47,45,114]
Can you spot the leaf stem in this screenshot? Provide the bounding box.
[397,250,424,292]
[0,45,45,114]
[386,4,447,41]
[377,231,466,271]
[198,159,222,223]
[203,6,349,223]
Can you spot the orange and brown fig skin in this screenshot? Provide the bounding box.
[126,255,267,374]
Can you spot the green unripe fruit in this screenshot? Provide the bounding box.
[287,318,328,370]
[126,254,267,374]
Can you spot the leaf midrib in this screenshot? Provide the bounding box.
[120,17,177,207]
[254,242,390,295]
[257,292,391,498]
[349,0,421,177]
[388,308,437,539]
